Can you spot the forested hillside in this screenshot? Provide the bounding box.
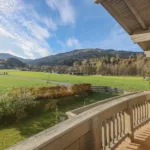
[33,54,149,76]
[0,58,26,69]
[29,49,143,66]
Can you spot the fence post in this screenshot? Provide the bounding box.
[91,116,102,150]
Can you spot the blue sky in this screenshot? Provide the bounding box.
[0,0,142,59]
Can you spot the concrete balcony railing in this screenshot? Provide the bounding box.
[7,91,150,150]
[66,92,141,118]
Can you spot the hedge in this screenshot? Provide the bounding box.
[10,84,91,100]
[0,84,91,124]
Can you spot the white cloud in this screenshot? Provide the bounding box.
[66,37,81,49]
[43,17,57,31]
[0,0,54,59]
[99,24,141,51]
[46,0,76,25]
[0,0,23,13]
[23,21,51,41]
[0,25,15,38]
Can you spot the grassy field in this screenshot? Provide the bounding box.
[0,69,148,149]
[0,70,150,91]
[0,74,55,92]
[0,92,117,150]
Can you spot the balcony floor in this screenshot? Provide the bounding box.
[117,124,150,150]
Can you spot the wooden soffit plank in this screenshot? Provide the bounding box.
[144,51,150,57]
[131,31,150,43]
[124,0,147,29]
[101,1,132,34]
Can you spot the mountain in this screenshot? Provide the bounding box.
[0,53,32,63]
[30,49,144,66]
[0,49,144,66]
[0,58,26,69]
[4,58,26,67]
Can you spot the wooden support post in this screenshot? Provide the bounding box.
[91,116,102,150]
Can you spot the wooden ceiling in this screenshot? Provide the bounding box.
[95,0,150,57]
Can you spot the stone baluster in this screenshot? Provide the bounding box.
[119,112,123,137]
[108,118,112,148]
[140,103,143,122]
[136,104,138,125]
[146,101,149,119]
[139,103,141,123]
[147,101,150,118]
[144,101,146,120]
[135,105,137,127]
[116,114,120,141]
[137,104,140,125]
[145,101,148,120]
[122,111,126,135]
[142,102,144,121]
[102,121,107,150]
[126,101,134,141]
[112,115,116,144]
[115,114,118,140]
[133,106,136,127]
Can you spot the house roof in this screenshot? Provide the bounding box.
[95,0,150,57]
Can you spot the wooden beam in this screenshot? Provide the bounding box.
[94,0,104,4]
[101,1,132,34]
[94,0,103,4]
[124,0,147,29]
[131,31,150,43]
[144,51,150,57]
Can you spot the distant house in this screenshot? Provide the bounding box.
[144,75,150,81]
[20,68,30,71]
[69,72,84,76]
[52,70,58,74]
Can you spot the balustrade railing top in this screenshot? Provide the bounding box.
[7,91,150,150]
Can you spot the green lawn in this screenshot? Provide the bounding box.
[0,92,117,150]
[0,75,55,92]
[1,70,149,91]
[0,70,149,148]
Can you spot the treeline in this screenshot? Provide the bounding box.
[25,54,150,76]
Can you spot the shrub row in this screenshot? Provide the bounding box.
[10,84,91,99]
[70,84,91,94]
[0,92,37,123]
[0,84,91,124]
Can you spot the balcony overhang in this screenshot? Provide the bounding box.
[95,0,150,57]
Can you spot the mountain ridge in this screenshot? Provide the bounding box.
[0,49,144,66]
[0,53,32,63]
[29,48,144,66]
